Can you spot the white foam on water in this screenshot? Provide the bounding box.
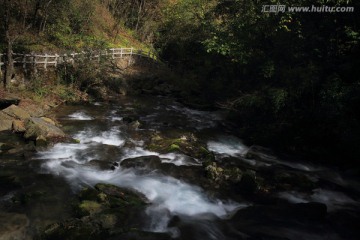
[74,128,124,146]
[207,136,248,157]
[311,189,358,211]
[169,105,222,130]
[68,111,94,120]
[278,191,309,204]
[37,129,245,235]
[121,146,200,166]
[35,143,90,162]
[160,153,201,166]
[274,160,323,172]
[110,116,123,122]
[278,189,359,211]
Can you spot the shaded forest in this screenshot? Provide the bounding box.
[1,0,360,165]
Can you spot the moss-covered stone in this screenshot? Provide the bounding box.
[168,143,180,152]
[71,138,81,144]
[147,132,210,160]
[204,161,243,184]
[39,183,150,239]
[77,200,103,216]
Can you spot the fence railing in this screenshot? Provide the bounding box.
[0,48,157,70]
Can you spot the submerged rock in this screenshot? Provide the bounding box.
[120,155,162,169]
[0,212,30,240]
[40,183,149,239]
[238,170,259,193]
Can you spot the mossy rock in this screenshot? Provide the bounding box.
[77,200,103,216]
[39,219,108,240]
[41,183,149,239]
[147,132,210,159]
[204,161,242,184]
[95,183,148,207]
[168,143,180,152]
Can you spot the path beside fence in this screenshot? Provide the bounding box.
[0,48,157,70]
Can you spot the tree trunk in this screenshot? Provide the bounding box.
[3,0,13,91]
[3,41,14,90]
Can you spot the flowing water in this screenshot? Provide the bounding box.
[1,96,359,239]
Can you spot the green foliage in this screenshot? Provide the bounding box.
[156,0,360,164]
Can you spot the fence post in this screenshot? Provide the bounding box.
[0,54,3,79]
[22,54,26,69]
[31,53,37,74]
[44,53,48,69]
[128,48,133,65]
[71,53,75,65]
[112,49,115,59]
[54,54,59,67]
[63,54,67,64]
[120,48,123,58]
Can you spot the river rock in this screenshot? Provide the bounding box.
[0,142,15,151]
[245,145,277,162]
[24,117,66,141]
[147,132,211,160]
[273,171,316,191]
[42,183,149,239]
[39,218,107,240]
[120,155,162,169]
[0,112,14,131]
[0,212,30,240]
[1,105,31,120]
[40,117,56,126]
[12,120,26,133]
[237,170,259,193]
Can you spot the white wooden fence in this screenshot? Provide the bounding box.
[0,48,157,70]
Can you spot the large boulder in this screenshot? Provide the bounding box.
[24,117,66,142]
[1,105,31,120]
[0,112,14,131]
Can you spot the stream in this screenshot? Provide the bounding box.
[1,95,359,239]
